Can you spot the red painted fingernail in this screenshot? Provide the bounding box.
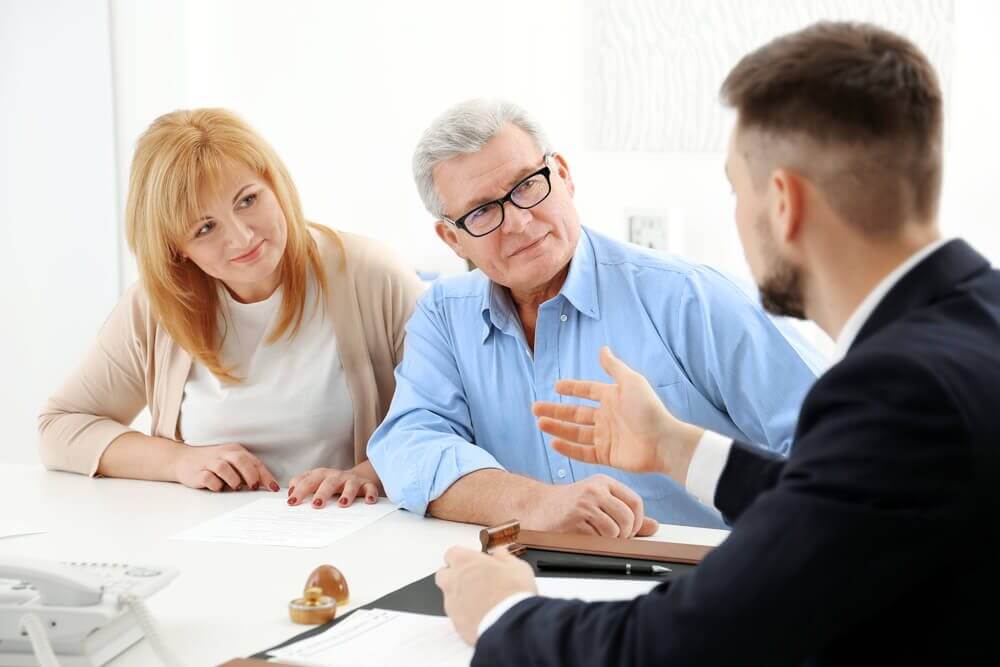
[340,498,349,506]
[366,495,375,503]
[313,499,323,508]
[251,482,259,491]
[270,482,280,492]
[287,486,294,496]
[288,497,297,505]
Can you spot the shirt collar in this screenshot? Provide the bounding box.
[479,228,601,343]
[831,237,949,362]
[558,229,601,321]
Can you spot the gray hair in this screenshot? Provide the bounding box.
[412,98,553,218]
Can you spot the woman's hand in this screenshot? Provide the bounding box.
[173,442,280,492]
[287,460,384,508]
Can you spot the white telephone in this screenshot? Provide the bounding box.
[0,558,181,667]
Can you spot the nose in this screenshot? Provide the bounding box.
[226,216,254,247]
[502,201,532,233]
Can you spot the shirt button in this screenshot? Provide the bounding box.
[557,468,567,479]
[560,314,568,322]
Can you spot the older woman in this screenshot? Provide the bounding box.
[38,108,423,508]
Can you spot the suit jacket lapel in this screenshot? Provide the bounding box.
[851,239,990,352]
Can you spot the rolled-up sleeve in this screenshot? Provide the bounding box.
[367,292,503,515]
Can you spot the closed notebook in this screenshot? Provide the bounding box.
[518,530,713,565]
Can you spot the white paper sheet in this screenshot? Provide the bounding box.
[642,524,730,547]
[0,520,45,540]
[536,576,662,602]
[172,497,398,548]
[267,578,662,665]
[268,609,474,666]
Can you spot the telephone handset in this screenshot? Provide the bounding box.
[0,558,181,667]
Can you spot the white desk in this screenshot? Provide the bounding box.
[0,464,727,666]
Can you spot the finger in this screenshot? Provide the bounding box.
[289,470,324,506]
[362,482,379,503]
[579,518,602,536]
[553,379,610,402]
[597,493,638,539]
[599,346,638,384]
[207,460,242,490]
[584,506,622,537]
[637,516,660,537]
[225,452,260,490]
[256,460,280,492]
[532,401,596,425]
[551,438,601,465]
[443,546,483,569]
[312,473,347,508]
[538,417,595,445]
[336,479,363,507]
[197,470,224,493]
[607,482,645,537]
[434,566,452,590]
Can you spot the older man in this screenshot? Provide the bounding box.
[367,99,821,532]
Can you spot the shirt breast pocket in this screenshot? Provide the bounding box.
[654,380,690,423]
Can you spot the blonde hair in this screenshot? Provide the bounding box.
[125,108,332,382]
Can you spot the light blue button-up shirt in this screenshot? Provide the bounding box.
[368,227,822,528]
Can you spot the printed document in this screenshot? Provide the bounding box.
[173,497,397,548]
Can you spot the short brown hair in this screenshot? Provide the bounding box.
[721,22,943,235]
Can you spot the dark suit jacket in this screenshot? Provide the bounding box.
[475,240,1000,665]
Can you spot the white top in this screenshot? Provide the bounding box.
[178,278,354,485]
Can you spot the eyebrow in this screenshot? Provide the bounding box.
[455,163,543,215]
[231,183,254,205]
[193,183,256,225]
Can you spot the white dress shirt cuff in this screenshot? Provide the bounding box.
[685,430,734,508]
[477,592,536,639]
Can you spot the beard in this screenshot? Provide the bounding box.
[755,213,806,319]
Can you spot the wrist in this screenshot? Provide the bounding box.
[656,422,704,484]
[164,438,191,483]
[512,478,553,528]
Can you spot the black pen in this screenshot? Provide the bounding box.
[536,559,671,576]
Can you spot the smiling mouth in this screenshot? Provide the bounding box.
[231,240,265,263]
[509,233,549,258]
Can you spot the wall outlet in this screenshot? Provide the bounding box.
[627,209,682,253]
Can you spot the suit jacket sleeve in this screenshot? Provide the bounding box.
[715,440,786,523]
[474,350,973,667]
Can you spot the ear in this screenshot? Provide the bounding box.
[550,152,575,198]
[434,220,468,260]
[769,168,805,246]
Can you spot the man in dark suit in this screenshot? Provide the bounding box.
[434,21,1000,665]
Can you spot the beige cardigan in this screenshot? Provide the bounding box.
[38,227,425,476]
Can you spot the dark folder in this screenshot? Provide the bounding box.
[250,547,702,659]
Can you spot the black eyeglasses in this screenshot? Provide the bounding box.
[442,156,554,237]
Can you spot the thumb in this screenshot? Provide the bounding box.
[600,346,634,384]
[636,516,659,537]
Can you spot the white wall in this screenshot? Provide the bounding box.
[0,0,120,463]
[108,0,1000,286]
[3,0,998,463]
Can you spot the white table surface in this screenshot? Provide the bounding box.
[0,464,728,666]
